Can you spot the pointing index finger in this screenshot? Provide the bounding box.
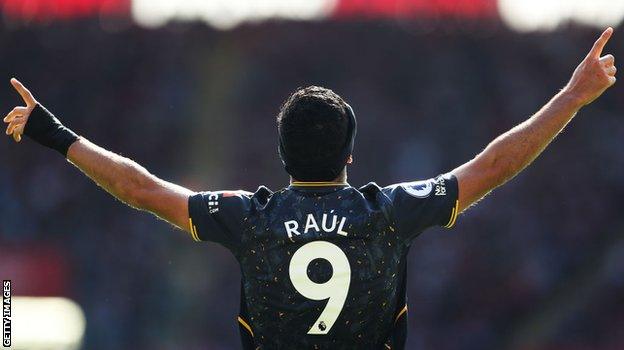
[588,27,613,59]
[10,78,35,106]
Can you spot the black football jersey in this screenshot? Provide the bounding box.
[188,174,459,349]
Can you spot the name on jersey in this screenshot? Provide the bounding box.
[284,213,348,239]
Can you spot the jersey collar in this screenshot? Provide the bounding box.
[289,181,350,191]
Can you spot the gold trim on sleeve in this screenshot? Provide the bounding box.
[394,304,408,323]
[188,218,200,242]
[238,316,254,337]
[444,200,459,228]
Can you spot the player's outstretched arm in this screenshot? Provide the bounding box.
[3,78,195,232]
[66,138,194,231]
[452,28,617,213]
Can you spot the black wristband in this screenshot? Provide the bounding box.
[24,104,79,157]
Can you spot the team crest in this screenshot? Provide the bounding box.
[402,180,433,198]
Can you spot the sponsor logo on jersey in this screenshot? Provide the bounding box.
[208,193,219,214]
[434,177,447,196]
[402,180,433,198]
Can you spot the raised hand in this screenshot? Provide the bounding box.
[3,78,37,142]
[565,27,617,106]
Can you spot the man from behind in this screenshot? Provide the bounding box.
[3,28,617,349]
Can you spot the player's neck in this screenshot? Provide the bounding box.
[290,170,347,185]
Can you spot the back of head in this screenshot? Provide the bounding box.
[277,86,356,182]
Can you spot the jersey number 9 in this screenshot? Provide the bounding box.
[289,241,351,335]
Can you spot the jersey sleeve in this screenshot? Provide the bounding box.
[187,190,252,252]
[382,174,459,243]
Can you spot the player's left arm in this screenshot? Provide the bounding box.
[451,27,617,213]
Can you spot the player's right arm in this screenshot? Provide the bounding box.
[3,78,195,232]
[451,27,617,213]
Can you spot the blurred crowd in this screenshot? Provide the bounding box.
[1,19,623,349]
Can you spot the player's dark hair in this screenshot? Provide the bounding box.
[277,86,357,182]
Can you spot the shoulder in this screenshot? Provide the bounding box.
[355,182,387,201]
[198,186,272,200]
[192,186,273,212]
[359,180,436,200]
[354,182,394,212]
[250,185,274,207]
